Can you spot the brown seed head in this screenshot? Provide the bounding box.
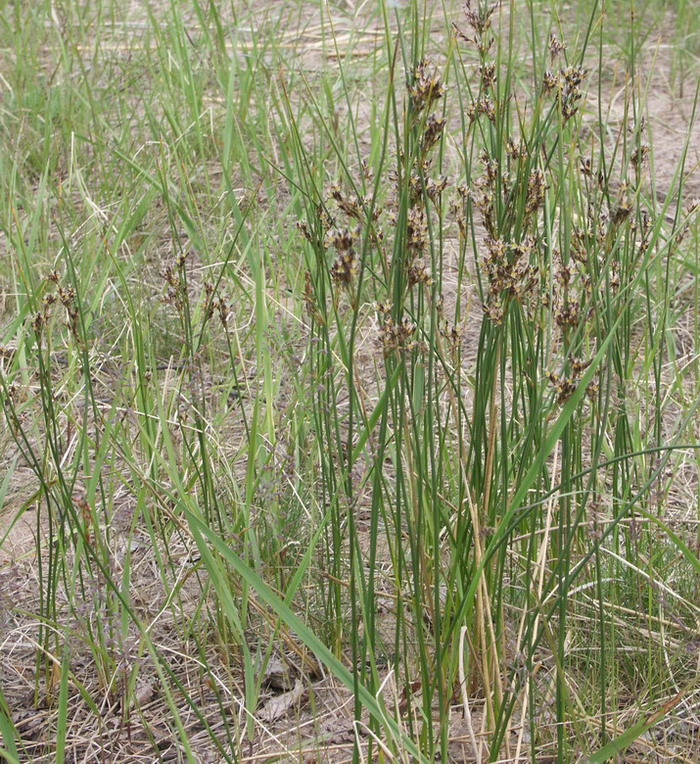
[409,60,445,114]
[548,34,566,61]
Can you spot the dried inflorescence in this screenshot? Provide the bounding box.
[354,54,449,351]
[612,183,633,226]
[31,307,48,339]
[330,251,358,289]
[631,143,650,171]
[483,235,538,294]
[479,236,543,325]
[160,264,181,307]
[296,220,313,243]
[406,207,429,253]
[424,174,449,202]
[560,66,588,121]
[328,227,359,290]
[378,315,418,358]
[543,70,559,94]
[160,252,190,310]
[674,199,700,246]
[467,95,496,123]
[548,33,566,61]
[543,65,588,122]
[1,380,25,434]
[159,250,197,330]
[57,283,80,342]
[409,162,448,206]
[546,370,576,403]
[506,139,529,161]
[202,282,230,328]
[525,168,547,219]
[625,211,649,255]
[453,17,598,343]
[301,23,601,376]
[467,150,504,237]
[420,113,447,155]
[330,184,363,222]
[303,271,316,319]
[409,59,446,115]
[451,184,470,239]
[30,270,83,345]
[408,259,433,288]
[553,295,585,331]
[547,354,595,404]
[453,1,496,55]
[478,62,497,90]
[301,271,326,326]
[309,174,386,313]
[608,260,621,293]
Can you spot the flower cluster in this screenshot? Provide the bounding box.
[547,355,594,404]
[453,0,496,55]
[203,282,230,328]
[160,252,188,309]
[481,236,539,324]
[328,227,359,291]
[31,270,82,346]
[543,65,588,122]
[409,59,446,114]
[467,96,496,123]
[377,312,418,358]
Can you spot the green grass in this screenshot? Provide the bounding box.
[0,1,698,761]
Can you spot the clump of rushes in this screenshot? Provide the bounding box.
[0,0,698,761]
[289,1,700,761]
